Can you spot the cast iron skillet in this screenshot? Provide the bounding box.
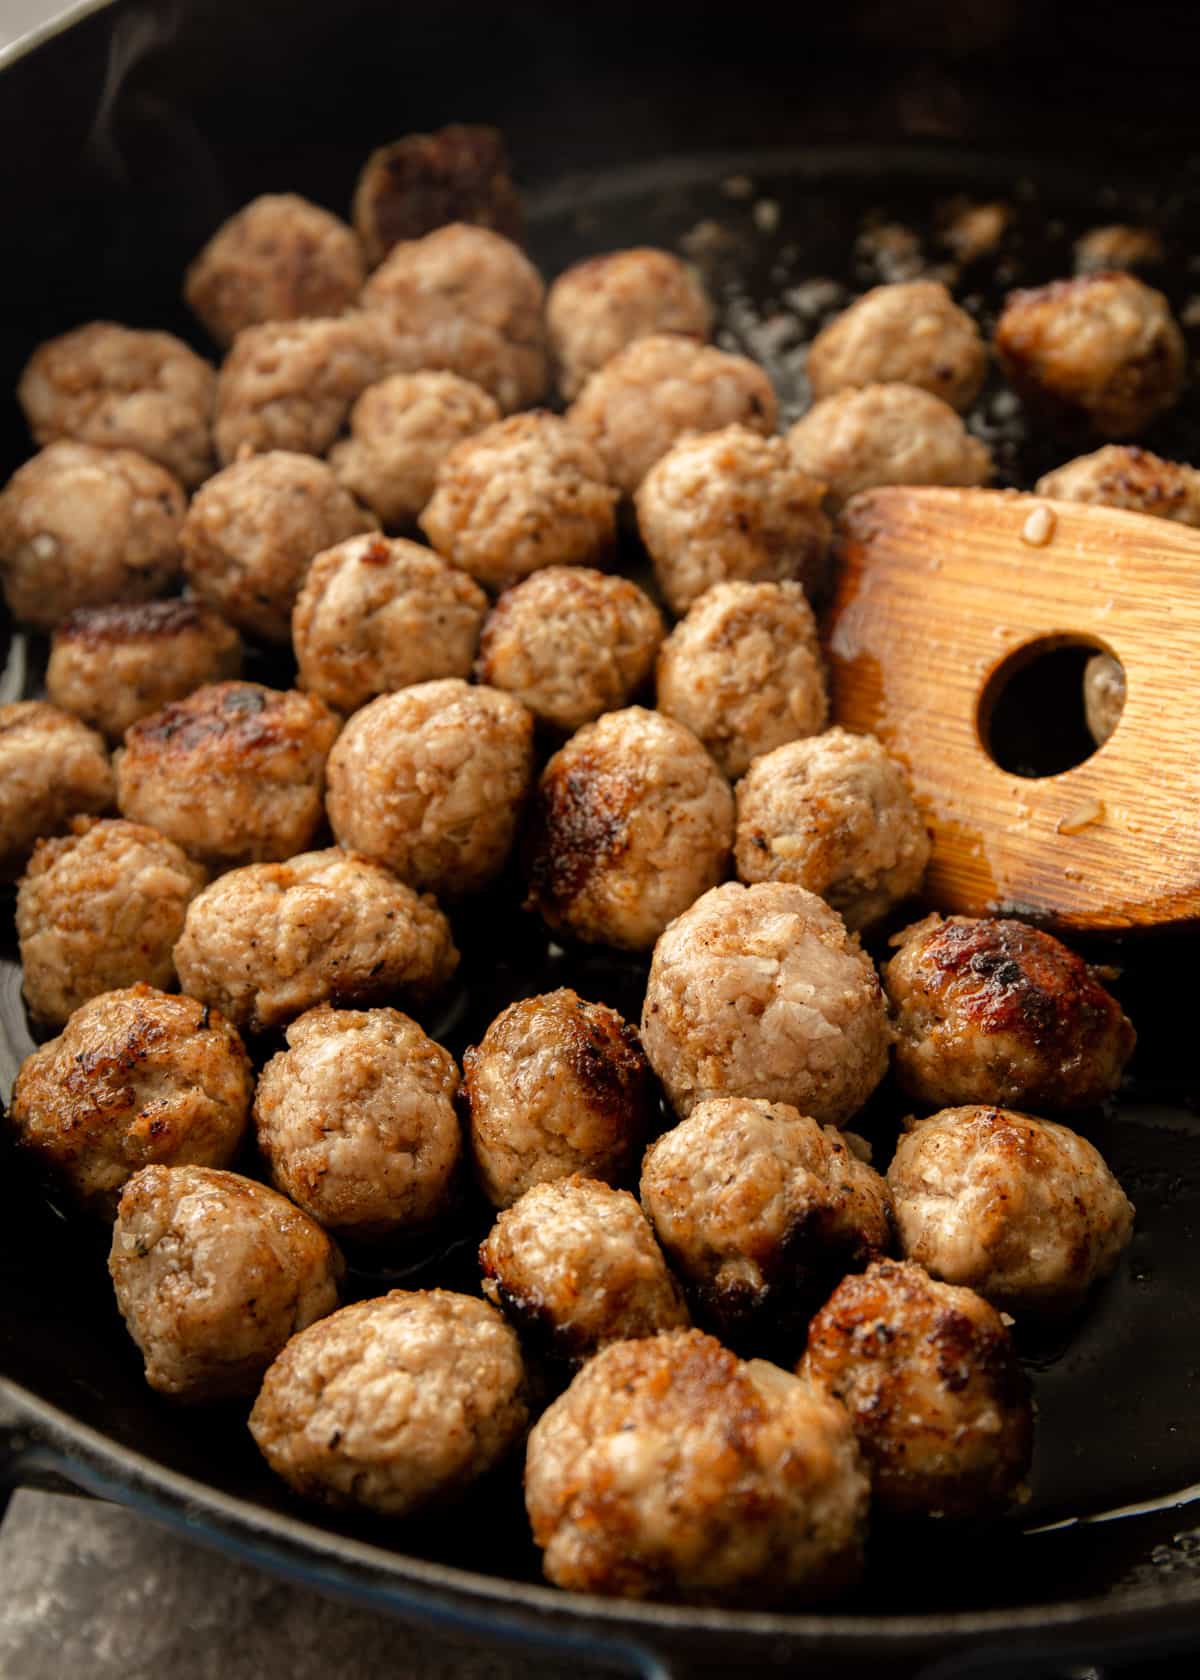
[2,2,1200,1673]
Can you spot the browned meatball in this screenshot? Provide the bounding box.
[173,847,458,1032]
[182,451,374,643]
[546,248,713,401]
[8,985,252,1217]
[0,442,185,629]
[1036,444,1200,525]
[17,817,205,1027]
[116,682,338,870]
[1084,652,1126,746]
[110,1165,342,1400]
[1074,224,1165,275]
[525,1329,869,1605]
[801,1259,1033,1519]
[254,1005,461,1240]
[0,702,113,881]
[525,706,734,952]
[806,281,987,413]
[250,1290,528,1515]
[884,914,1136,1111]
[994,272,1186,437]
[463,989,652,1208]
[352,125,522,268]
[418,412,617,592]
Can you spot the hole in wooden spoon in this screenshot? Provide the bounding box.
[979,635,1123,779]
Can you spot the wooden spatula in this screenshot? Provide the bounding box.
[825,485,1200,932]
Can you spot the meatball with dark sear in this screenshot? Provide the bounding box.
[524,706,734,952]
[110,1164,342,1400]
[1036,444,1200,524]
[888,1105,1135,1315]
[805,281,987,413]
[884,913,1136,1112]
[250,1290,528,1515]
[1084,652,1126,746]
[0,702,113,881]
[546,247,713,401]
[352,124,522,268]
[463,989,652,1208]
[116,682,339,871]
[525,1329,869,1605]
[8,985,252,1217]
[801,1259,1033,1520]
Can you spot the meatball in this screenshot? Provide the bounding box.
[1035,444,1200,525]
[994,272,1186,438]
[640,1098,891,1343]
[641,881,890,1126]
[524,706,734,952]
[0,441,186,630]
[325,680,532,897]
[8,985,252,1217]
[567,334,778,496]
[17,321,216,489]
[546,248,713,401]
[805,281,986,413]
[655,581,828,781]
[0,702,113,881]
[352,124,522,268]
[634,426,831,616]
[887,1105,1135,1314]
[474,566,663,733]
[786,384,992,512]
[115,682,338,870]
[110,1164,341,1400]
[463,989,652,1208]
[293,534,488,714]
[185,194,365,347]
[801,1259,1033,1519]
[418,412,617,592]
[1074,224,1164,275]
[17,817,205,1028]
[173,847,458,1032]
[328,371,500,530]
[46,599,242,744]
[734,729,931,931]
[360,223,547,413]
[254,1005,461,1240]
[250,1290,528,1515]
[182,450,375,643]
[1084,652,1126,746]
[525,1329,868,1605]
[884,913,1136,1112]
[479,1176,689,1361]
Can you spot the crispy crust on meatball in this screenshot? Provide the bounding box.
[0,701,113,881]
[1036,444,1200,525]
[546,248,713,401]
[805,281,987,413]
[352,125,522,268]
[1084,651,1125,747]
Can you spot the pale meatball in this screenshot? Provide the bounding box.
[293,534,488,714]
[17,817,205,1027]
[250,1290,528,1515]
[110,1165,342,1400]
[546,248,713,401]
[182,451,374,643]
[525,1329,868,1605]
[1036,444,1200,525]
[0,441,185,630]
[254,1005,461,1240]
[352,124,522,268]
[116,682,338,870]
[0,702,113,881]
[641,881,890,1126]
[360,223,547,413]
[418,412,617,592]
[325,680,533,897]
[567,334,777,496]
[805,281,986,413]
[17,322,216,489]
[994,272,1186,437]
[328,371,500,529]
[801,1259,1033,1518]
[185,194,366,347]
[735,729,931,931]
[884,914,1136,1112]
[887,1106,1135,1315]
[463,989,652,1208]
[634,426,831,616]
[525,706,734,952]
[173,847,458,1032]
[474,566,663,733]
[8,985,252,1217]
[656,581,828,781]
[1084,652,1126,746]
[786,384,992,512]
[479,1176,689,1362]
[46,599,242,744]
[641,1098,891,1342]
